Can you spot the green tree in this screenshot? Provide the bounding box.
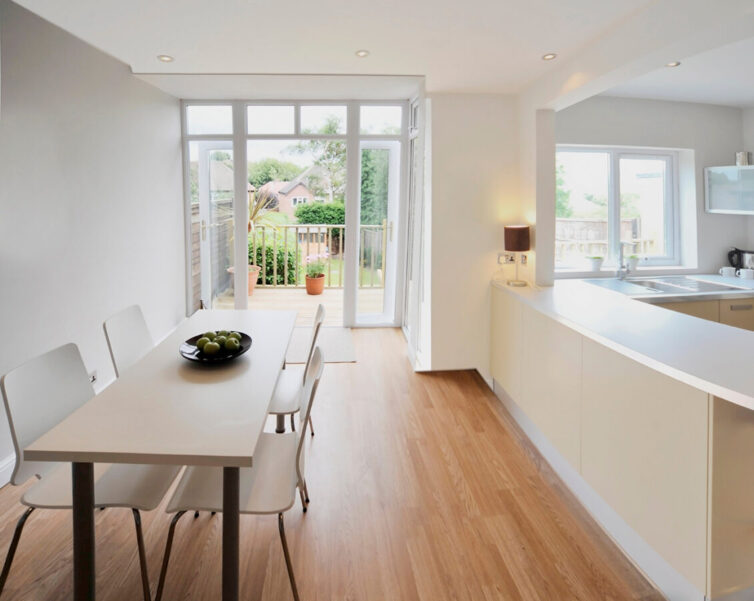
[555,164,573,218]
[288,117,346,203]
[295,202,346,253]
[247,158,303,189]
[360,149,389,225]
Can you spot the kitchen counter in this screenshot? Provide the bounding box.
[492,275,754,410]
[490,275,754,600]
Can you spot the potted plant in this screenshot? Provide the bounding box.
[305,252,327,295]
[226,264,262,295]
[627,254,640,272]
[586,255,604,272]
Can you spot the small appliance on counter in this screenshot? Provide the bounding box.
[728,248,754,270]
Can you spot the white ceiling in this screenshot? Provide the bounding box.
[606,37,754,108]
[15,0,652,94]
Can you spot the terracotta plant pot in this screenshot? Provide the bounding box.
[305,274,325,295]
[227,265,262,296]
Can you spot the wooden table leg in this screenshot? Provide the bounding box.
[222,467,240,601]
[72,462,95,601]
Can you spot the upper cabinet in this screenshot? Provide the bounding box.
[705,166,754,215]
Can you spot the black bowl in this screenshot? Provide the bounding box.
[179,332,252,363]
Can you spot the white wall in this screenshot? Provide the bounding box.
[428,94,518,379]
[743,107,754,249]
[0,2,185,474]
[555,96,750,273]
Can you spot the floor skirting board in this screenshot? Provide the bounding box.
[0,453,15,487]
[492,380,705,601]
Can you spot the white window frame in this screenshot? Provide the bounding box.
[181,99,410,326]
[556,145,680,270]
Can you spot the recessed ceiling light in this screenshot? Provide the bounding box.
[157,54,174,63]
[542,53,557,61]
[355,49,370,58]
[666,61,681,67]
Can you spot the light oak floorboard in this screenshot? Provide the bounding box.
[0,328,662,600]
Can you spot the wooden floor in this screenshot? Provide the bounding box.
[0,329,662,600]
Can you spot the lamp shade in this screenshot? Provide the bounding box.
[504,225,530,252]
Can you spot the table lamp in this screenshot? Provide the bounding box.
[504,225,530,287]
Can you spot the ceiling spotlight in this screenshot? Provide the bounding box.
[355,49,370,58]
[542,53,557,61]
[666,61,681,67]
[157,54,174,63]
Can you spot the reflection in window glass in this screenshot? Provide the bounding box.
[247,105,295,135]
[360,106,402,135]
[555,151,610,269]
[620,157,668,258]
[300,105,346,134]
[186,105,232,135]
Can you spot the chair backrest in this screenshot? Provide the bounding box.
[0,344,94,485]
[301,304,325,384]
[104,305,153,377]
[295,346,324,481]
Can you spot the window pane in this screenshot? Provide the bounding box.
[619,157,668,258]
[360,106,402,135]
[186,105,232,135]
[300,105,346,134]
[247,105,295,135]
[555,151,610,269]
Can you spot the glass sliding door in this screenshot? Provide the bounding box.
[356,140,401,323]
[189,140,235,309]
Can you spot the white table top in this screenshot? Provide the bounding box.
[25,310,296,467]
[493,277,754,411]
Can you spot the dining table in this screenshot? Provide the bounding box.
[24,309,297,601]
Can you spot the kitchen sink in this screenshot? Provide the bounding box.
[587,276,748,296]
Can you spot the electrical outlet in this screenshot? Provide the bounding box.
[89,370,97,384]
[520,254,528,265]
[497,252,515,265]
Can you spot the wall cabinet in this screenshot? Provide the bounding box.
[705,165,754,215]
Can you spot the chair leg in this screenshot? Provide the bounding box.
[0,507,35,595]
[308,415,314,436]
[302,479,310,504]
[276,414,286,433]
[290,414,296,432]
[278,514,300,601]
[155,510,187,601]
[131,509,152,601]
[298,487,307,513]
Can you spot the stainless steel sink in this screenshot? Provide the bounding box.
[586,276,748,297]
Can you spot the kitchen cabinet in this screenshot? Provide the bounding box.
[705,165,754,215]
[658,300,720,321]
[491,285,522,400]
[719,299,754,331]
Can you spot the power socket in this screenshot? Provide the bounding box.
[497,253,516,265]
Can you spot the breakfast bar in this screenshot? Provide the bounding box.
[491,276,754,601]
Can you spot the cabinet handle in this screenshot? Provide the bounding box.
[729,304,753,311]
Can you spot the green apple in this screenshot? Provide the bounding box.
[215,335,227,346]
[202,341,221,355]
[195,336,210,350]
[218,329,230,337]
[203,331,217,340]
[229,332,241,340]
[224,338,240,352]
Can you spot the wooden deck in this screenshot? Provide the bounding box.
[213,287,384,326]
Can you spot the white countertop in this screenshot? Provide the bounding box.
[493,276,754,411]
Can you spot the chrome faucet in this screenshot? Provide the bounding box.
[616,243,631,280]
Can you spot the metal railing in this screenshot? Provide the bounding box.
[249,222,387,289]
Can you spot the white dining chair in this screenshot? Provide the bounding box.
[154,347,325,601]
[103,304,154,377]
[0,344,181,600]
[269,304,325,435]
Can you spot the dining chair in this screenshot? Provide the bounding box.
[269,304,325,435]
[0,344,181,600]
[154,347,325,601]
[103,304,154,377]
